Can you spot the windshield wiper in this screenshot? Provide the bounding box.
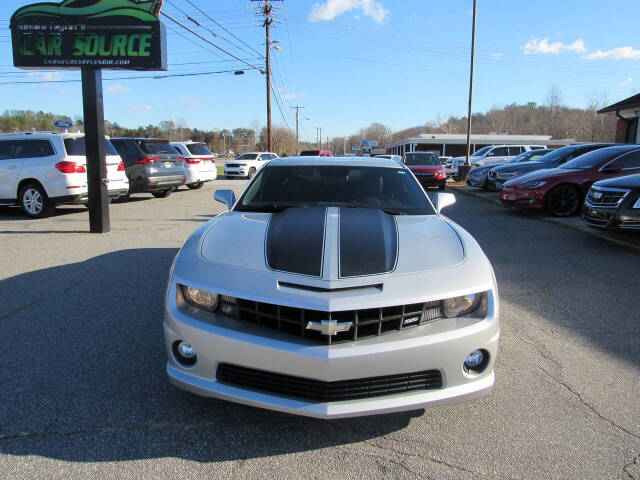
[379,208,406,216]
[237,203,303,213]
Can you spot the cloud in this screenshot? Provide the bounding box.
[619,77,634,87]
[128,105,152,112]
[309,0,388,24]
[584,46,640,60]
[27,71,63,81]
[107,83,132,95]
[282,92,304,100]
[522,37,586,55]
[181,96,203,107]
[490,52,504,60]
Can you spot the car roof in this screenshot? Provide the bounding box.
[274,156,403,168]
[238,151,276,155]
[111,137,170,142]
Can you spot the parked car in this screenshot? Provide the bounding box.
[501,145,640,216]
[374,154,402,162]
[299,150,333,157]
[224,152,279,179]
[582,173,640,231]
[467,149,553,189]
[170,141,217,189]
[403,152,447,190]
[487,144,610,191]
[164,156,500,418]
[450,145,546,171]
[110,138,186,198]
[0,131,128,218]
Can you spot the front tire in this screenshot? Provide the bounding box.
[438,183,446,191]
[19,182,55,218]
[151,189,172,198]
[546,184,579,216]
[247,167,256,179]
[187,181,203,190]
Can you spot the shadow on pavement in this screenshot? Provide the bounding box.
[0,206,86,221]
[0,248,415,463]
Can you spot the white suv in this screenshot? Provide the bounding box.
[224,152,279,179]
[450,145,547,170]
[0,131,128,218]
[170,141,217,189]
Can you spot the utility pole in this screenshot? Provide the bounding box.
[291,105,303,152]
[461,0,478,181]
[263,0,273,152]
[316,127,323,149]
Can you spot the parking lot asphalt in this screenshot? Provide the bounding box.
[1,181,639,480]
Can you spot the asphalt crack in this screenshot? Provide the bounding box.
[362,440,518,480]
[339,445,433,480]
[537,365,640,442]
[623,452,640,479]
[518,336,562,368]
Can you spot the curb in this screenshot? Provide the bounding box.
[450,185,640,254]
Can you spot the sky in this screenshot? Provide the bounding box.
[0,0,639,142]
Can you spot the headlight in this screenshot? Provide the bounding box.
[443,293,485,318]
[497,171,518,180]
[633,197,640,209]
[180,284,219,311]
[519,180,546,189]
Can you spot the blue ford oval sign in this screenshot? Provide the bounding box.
[54,119,74,129]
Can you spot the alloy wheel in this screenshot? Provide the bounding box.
[22,187,43,215]
[548,185,579,216]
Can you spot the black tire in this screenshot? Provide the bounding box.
[187,181,203,190]
[546,184,580,217]
[247,167,257,179]
[19,182,55,218]
[438,184,446,191]
[151,189,172,198]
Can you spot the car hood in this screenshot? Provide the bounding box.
[406,164,442,172]
[505,167,580,186]
[594,173,640,189]
[492,160,548,173]
[198,208,464,279]
[470,165,496,175]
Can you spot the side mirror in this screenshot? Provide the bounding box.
[214,189,236,210]
[602,163,622,173]
[434,192,456,213]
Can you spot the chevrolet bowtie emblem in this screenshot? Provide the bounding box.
[593,191,603,199]
[306,319,353,336]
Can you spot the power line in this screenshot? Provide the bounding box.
[183,0,265,59]
[160,11,265,73]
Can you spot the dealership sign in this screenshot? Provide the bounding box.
[10,0,167,70]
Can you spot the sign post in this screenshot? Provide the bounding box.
[10,0,167,233]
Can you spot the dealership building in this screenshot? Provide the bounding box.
[599,93,640,144]
[386,134,576,157]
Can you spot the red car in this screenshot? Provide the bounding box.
[403,152,447,190]
[501,145,640,216]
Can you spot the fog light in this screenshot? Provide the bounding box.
[464,349,488,374]
[173,340,197,366]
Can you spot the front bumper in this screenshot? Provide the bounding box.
[164,284,500,419]
[224,168,249,178]
[582,204,640,231]
[466,174,488,188]
[501,186,545,209]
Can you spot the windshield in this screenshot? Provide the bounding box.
[64,138,118,156]
[403,152,440,165]
[140,141,179,155]
[508,149,551,163]
[472,146,492,157]
[531,145,577,164]
[237,153,258,160]
[186,143,213,155]
[235,165,435,215]
[560,147,614,170]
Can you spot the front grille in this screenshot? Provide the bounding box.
[216,363,443,402]
[226,163,239,168]
[586,187,630,207]
[235,298,443,345]
[619,220,640,230]
[414,172,434,177]
[488,171,497,179]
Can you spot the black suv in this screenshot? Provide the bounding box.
[110,138,186,198]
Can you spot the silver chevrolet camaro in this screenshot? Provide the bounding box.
[164,156,500,419]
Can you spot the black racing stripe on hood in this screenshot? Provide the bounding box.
[266,207,326,277]
[339,208,398,277]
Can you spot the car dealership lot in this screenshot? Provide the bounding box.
[1,181,639,479]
